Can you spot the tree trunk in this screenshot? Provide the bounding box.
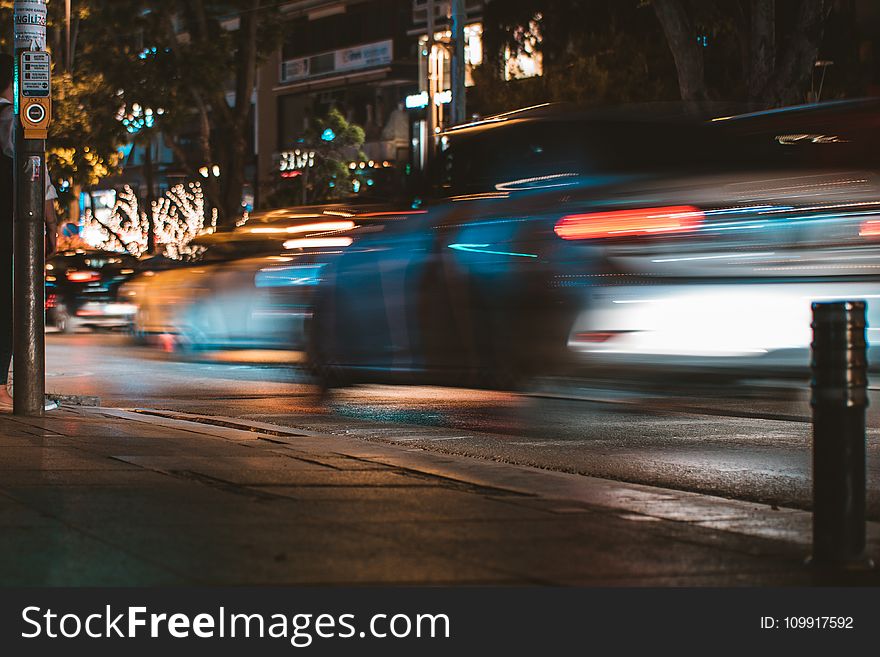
[217,0,260,227]
[70,15,80,71]
[89,191,139,256]
[143,137,156,255]
[653,0,709,103]
[749,0,776,104]
[301,165,309,206]
[221,138,247,227]
[760,0,826,106]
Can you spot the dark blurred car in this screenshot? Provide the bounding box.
[307,100,880,388]
[46,250,141,332]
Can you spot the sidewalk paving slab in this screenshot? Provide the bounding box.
[0,406,878,586]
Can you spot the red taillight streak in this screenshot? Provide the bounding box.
[66,270,100,283]
[574,331,620,343]
[860,220,880,237]
[555,206,704,241]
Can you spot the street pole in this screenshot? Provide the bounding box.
[449,0,466,126]
[425,0,436,164]
[13,0,50,417]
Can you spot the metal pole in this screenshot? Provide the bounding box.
[13,138,45,417]
[449,0,466,126]
[809,301,871,567]
[13,0,48,417]
[425,0,436,164]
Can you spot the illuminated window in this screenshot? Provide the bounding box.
[419,22,483,88]
[464,23,483,87]
[504,16,543,81]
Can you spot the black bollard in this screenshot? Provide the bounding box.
[809,301,872,568]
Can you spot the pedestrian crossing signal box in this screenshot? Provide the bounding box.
[18,51,51,140]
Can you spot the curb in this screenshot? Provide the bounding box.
[47,393,101,407]
[94,406,880,554]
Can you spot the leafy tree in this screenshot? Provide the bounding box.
[265,108,366,207]
[45,70,125,217]
[305,108,366,205]
[476,0,861,113]
[0,1,128,218]
[87,0,282,229]
[473,1,678,115]
[652,0,830,106]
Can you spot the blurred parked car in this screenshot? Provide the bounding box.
[46,250,141,332]
[307,100,880,389]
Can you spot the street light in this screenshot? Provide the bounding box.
[813,60,834,103]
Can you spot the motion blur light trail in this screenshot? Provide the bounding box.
[43,333,880,521]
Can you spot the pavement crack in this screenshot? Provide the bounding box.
[167,470,280,501]
[130,410,310,438]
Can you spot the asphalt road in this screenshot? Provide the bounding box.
[41,332,880,518]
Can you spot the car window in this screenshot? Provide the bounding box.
[436,122,592,197]
[433,119,722,197]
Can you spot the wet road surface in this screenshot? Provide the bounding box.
[42,332,880,518]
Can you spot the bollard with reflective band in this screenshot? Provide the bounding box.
[809,301,872,568]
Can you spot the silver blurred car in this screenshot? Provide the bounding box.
[123,206,370,351]
[566,100,880,373]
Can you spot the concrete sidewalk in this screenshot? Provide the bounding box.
[0,406,877,586]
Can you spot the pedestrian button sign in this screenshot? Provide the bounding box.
[21,51,50,98]
[19,51,51,140]
[25,103,46,124]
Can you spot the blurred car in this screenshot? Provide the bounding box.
[307,100,880,388]
[46,250,141,332]
[122,205,386,351]
[566,99,880,374]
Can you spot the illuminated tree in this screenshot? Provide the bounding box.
[80,181,209,259]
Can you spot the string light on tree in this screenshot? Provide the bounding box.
[80,182,211,260]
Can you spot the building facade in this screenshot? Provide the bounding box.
[255,0,421,205]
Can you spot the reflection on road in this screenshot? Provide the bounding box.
[45,333,880,520]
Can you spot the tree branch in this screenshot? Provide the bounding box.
[233,0,260,128]
[749,0,776,102]
[90,212,140,256]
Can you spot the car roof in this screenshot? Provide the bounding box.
[441,98,880,139]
